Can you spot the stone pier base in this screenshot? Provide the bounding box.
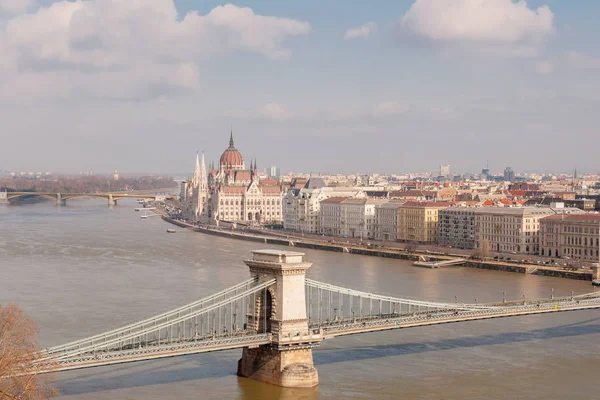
[237,346,319,388]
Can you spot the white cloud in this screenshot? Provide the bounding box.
[0,0,36,14]
[400,0,554,55]
[344,22,376,40]
[0,1,310,101]
[535,60,554,75]
[262,102,289,121]
[566,51,600,70]
[373,101,410,117]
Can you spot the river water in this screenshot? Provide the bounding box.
[1,200,599,399]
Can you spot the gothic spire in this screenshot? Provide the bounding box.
[254,158,257,171]
[229,128,234,147]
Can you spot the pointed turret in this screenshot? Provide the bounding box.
[229,129,234,147]
[192,151,202,187]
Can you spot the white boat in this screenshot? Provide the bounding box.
[140,215,148,219]
[592,279,600,287]
[166,229,176,233]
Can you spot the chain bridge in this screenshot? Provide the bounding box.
[32,250,600,388]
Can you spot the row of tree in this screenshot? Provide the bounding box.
[1,175,177,193]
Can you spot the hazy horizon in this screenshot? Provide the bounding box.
[1,0,599,174]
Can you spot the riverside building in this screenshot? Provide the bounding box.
[397,201,454,243]
[539,214,600,260]
[474,207,556,255]
[438,207,477,249]
[182,132,283,225]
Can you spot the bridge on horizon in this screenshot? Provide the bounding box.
[0,190,177,205]
[29,250,600,388]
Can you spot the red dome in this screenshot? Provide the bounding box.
[219,132,244,168]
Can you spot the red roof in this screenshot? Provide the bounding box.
[221,186,245,195]
[401,201,454,208]
[260,186,282,194]
[321,197,349,204]
[234,171,251,181]
[261,178,279,185]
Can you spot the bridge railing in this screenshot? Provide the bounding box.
[38,278,275,365]
[305,278,496,325]
[44,277,258,355]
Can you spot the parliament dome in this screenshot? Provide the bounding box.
[219,131,244,169]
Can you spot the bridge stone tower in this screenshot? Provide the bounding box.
[238,250,321,387]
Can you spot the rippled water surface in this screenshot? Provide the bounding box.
[1,200,599,399]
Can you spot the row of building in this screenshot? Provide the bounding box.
[179,134,600,262]
[283,189,600,261]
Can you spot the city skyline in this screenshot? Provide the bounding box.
[1,0,600,173]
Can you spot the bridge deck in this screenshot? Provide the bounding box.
[37,334,271,373]
[316,297,600,338]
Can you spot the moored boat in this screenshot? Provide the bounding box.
[167,229,176,233]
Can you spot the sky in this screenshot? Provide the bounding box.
[1,0,599,175]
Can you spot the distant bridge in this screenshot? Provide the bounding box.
[27,250,600,388]
[0,191,176,205]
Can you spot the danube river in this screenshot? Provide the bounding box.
[1,200,599,399]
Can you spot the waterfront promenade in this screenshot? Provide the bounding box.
[158,213,594,282]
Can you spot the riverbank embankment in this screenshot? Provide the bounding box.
[160,216,593,282]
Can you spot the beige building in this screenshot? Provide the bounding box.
[375,201,404,241]
[397,201,454,242]
[283,178,364,234]
[540,214,600,261]
[319,197,347,236]
[475,207,557,255]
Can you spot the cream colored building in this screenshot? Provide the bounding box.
[319,197,347,236]
[540,214,600,260]
[475,207,557,255]
[283,178,364,234]
[397,201,453,242]
[341,198,367,238]
[375,201,404,241]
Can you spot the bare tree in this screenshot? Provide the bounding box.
[472,239,492,260]
[0,304,57,400]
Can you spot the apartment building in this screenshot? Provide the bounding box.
[397,201,453,242]
[438,207,477,249]
[319,197,347,236]
[540,214,600,261]
[283,177,364,233]
[475,207,556,255]
[375,201,404,241]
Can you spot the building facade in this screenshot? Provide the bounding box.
[475,207,556,255]
[183,132,283,225]
[319,197,346,236]
[283,180,364,234]
[540,214,600,261]
[375,201,404,241]
[438,207,477,249]
[397,201,453,242]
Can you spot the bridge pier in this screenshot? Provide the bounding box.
[237,250,320,388]
[0,191,7,205]
[108,194,117,206]
[56,193,66,206]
